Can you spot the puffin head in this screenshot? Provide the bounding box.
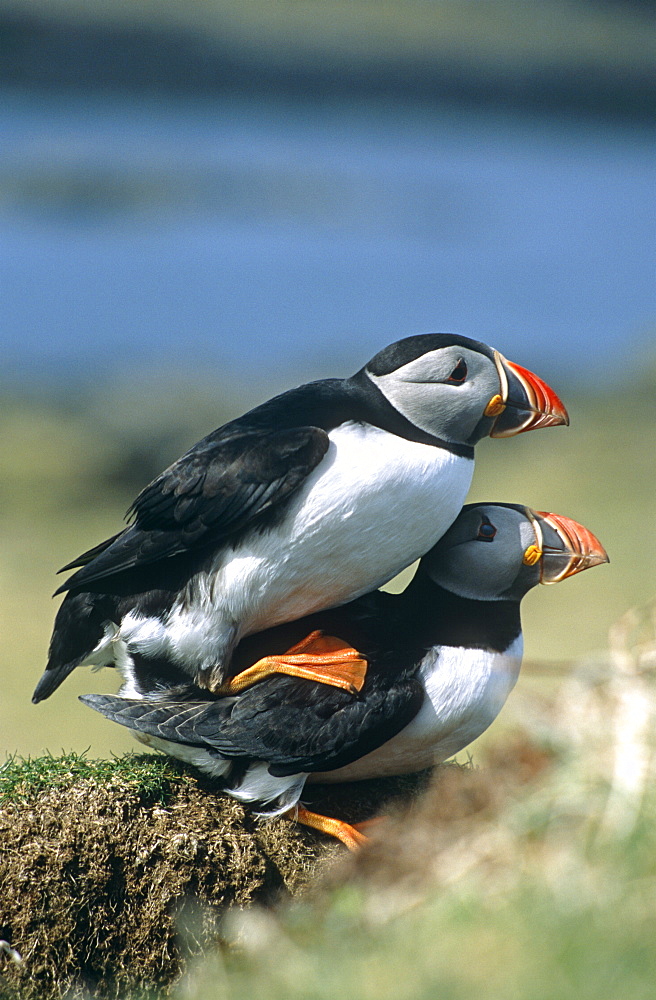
[358,334,569,446]
[421,502,608,602]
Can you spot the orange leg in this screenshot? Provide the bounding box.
[214,631,368,696]
[291,805,369,852]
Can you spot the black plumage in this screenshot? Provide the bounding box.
[55,424,331,594]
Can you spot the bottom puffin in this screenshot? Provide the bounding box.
[81,502,607,850]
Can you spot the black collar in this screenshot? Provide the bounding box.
[399,569,522,653]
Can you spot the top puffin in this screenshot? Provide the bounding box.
[33,333,568,703]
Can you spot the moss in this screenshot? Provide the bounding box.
[0,753,432,999]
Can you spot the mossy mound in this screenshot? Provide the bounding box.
[0,753,429,999]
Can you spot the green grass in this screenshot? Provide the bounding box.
[184,879,656,1000]
[0,750,185,805]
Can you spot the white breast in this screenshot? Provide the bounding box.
[311,636,523,782]
[118,422,473,676]
[233,422,473,630]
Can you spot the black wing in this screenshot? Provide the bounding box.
[56,426,329,593]
[216,672,424,774]
[81,669,424,776]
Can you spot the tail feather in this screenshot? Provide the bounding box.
[33,591,119,702]
[79,693,228,748]
[32,661,79,704]
[56,531,123,576]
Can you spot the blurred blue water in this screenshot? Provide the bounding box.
[2,90,654,388]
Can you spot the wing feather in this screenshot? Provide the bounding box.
[56,426,329,593]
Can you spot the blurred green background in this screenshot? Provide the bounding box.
[1,0,654,759]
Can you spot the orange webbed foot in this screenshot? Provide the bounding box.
[215,630,368,696]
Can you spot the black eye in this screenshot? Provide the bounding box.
[446,358,467,383]
[476,517,497,541]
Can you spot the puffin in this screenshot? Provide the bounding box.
[33,334,568,705]
[80,502,608,850]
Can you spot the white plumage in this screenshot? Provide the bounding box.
[311,637,524,781]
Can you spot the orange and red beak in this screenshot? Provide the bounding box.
[489,352,570,438]
[533,511,609,583]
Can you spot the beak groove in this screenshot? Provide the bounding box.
[490,356,570,438]
[536,511,609,583]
